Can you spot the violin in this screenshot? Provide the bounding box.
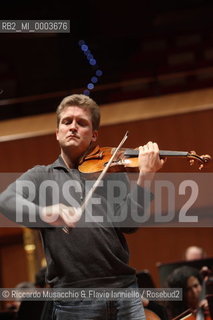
[78,145,211,173]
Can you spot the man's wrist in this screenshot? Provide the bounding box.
[137,171,155,188]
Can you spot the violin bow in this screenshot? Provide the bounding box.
[63,131,129,233]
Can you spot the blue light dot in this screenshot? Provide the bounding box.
[83,89,90,96]
[89,59,96,66]
[91,76,98,83]
[81,44,88,52]
[96,69,103,76]
[78,40,85,46]
[87,83,94,90]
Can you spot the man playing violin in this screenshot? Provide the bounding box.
[0,94,164,319]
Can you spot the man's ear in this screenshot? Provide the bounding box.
[56,128,59,141]
[92,130,98,142]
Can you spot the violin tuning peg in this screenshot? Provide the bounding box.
[199,164,204,170]
[189,159,195,166]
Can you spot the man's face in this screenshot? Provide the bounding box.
[56,106,98,156]
[185,276,202,309]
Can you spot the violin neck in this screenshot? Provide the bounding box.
[124,149,189,158]
[159,150,189,157]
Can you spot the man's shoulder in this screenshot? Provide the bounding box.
[28,157,65,174]
[27,164,53,174]
[22,158,63,179]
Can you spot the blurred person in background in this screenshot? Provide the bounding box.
[185,246,206,261]
[166,266,209,320]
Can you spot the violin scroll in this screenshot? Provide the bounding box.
[187,151,211,170]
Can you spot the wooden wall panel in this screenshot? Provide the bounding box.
[0,134,59,172]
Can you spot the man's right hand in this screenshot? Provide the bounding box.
[40,204,82,228]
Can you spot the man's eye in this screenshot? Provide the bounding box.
[78,121,87,126]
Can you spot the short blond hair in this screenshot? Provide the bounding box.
[56,94,100,130]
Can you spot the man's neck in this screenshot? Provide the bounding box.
[60,151,78,169]
[60,143,96,169]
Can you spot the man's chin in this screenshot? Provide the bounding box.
[60,141,89,153]
[60,141,78,149]
[65,142,79,148]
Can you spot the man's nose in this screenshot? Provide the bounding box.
[69,120,77,131]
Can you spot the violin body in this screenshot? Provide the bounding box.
[79,147,139,173]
